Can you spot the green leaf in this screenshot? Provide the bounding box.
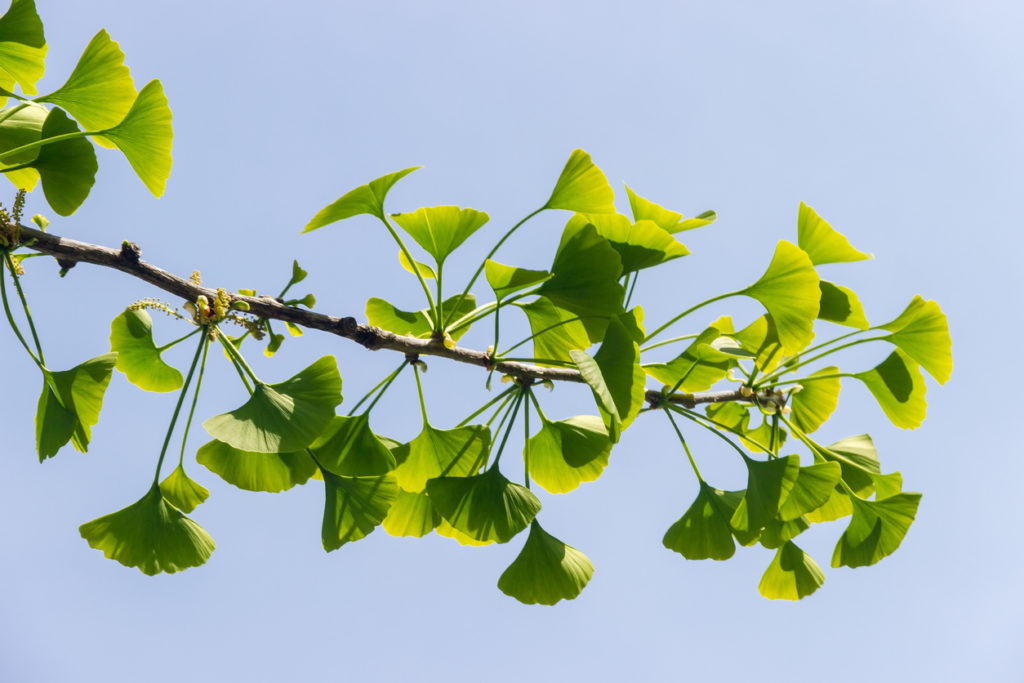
[643,323,734,392]
[202,355,343,453]
[303,166,419,230]
[704,402,786,454]
[100,80,173,197]
[811,434,880,498]
[366,293,476,341]
[159,464,209,513]
[570,315,644,443]
[109,308,182,392]
[797,202,871,265]
[537,222,624,341]
[484,260,550,300]
[831,493,921,568]
[741,241,820,354]
[777,461,842,521]
[818,281,869,329]
[758,541,825,601]
[393,423,490,492]
[435,518,493,546]
[544,149,615,214]
[759,516,810,549]
[871,471,904,500]
[79,483,215,575]
[497,521,594,605]
[0,100,44,189]
[391,205,489,266]
[425,466,541,544]
[625,185,717,233]
[527,415,611,494]
[321,470,398,551]
[196,439,317,493]
[570,213,688,273]
[518,296,590,365]
[663,482,741,561]
[854,349,927,429]
[30,106,97,216]
[290,260,307,284]
[730,454,800,533]
[35,353,116,461]
[399,249,436,280]
[35,29,137,135]
[309,413,396,477]
[789,366,841,433]
[0,0,46,95]
[382,488,440,538]
[879,296,952,385]
[733,315,785,374]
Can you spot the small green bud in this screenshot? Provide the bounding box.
[31,214,48,230]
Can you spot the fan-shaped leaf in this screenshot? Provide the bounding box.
[759,516,810,549]
[202,355,342,453]
[309,413,396,477]
[79,483,214,575]
[527,415,611,494]
[663,482,741,561]
[304,166,419,230]
[810,434,880,498]
[321,471,397,551]
[544,149,615,214]
[159,464,209,513]
[778,461,841,521]
[394,423,490,492]
[0,0,45,95]
[831,492,921,568]
[797,202,871,265]
[571,213,688,273]
[497,521,594,605]
[789,366,841,433]
[426,466,541,544]
[366,294,476,341]
[109,308,182,392]
[758,541,824,600]
[879,296,952,384]
[391,205,489,265]
[35,352,116,461]
[730,454,800,533]
[818,280,869,329]
[100,80,173,196]
[626,184,716,233]
[398,249,436,280]
[383,489,440,538]
[854,349,927,429]
[741,241,819,354]
[570,314,644,443]
[196,438,316,493]
[484,260,550,300]
[36,29,136,134]
[0,100,44,188]
[30,106,97,216]
[518,296,590,365]
[643,323,734,392]
[733,315,785,374]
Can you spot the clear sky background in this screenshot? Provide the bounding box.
[1,1,1020,681]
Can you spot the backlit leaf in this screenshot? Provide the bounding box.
[426,466,541,544]
[366,293,476,341]
[309,413,396,477]
[394,423,490,492]
[159,464,209,513]
[544,149,615,214]
[196,439,316,493]
[796,202,871,265]
[398,249,436,280]
[100,80,173,196]
[518,296,590,365]
[789,366,841,433]
[497,521,594,605]
[741,241,819,354]
[818,281,869,329]
[879,296,952,384]
[382,489,440,538]
[391,205,489,265]
[109,308,182,392]
[777,461,842,521]
[570,213,688,273]
[30,106,97,216]
[759,516,810,549]
[304,166,419,230]
[831,493,921,568]
[0,0,45,95]
[484,260,550,300]
[35,353,116,461]
[854,349,927,429]
[730,454,800,533]
[321,470,397,551]
[733,315,785,374]
[663,482,740,561]
[527,415,611,494]
[643,323,734,392]
[758,541,824,601]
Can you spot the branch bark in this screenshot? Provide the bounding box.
[16,224,776,409]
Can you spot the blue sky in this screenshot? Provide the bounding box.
[1,1,1021,681]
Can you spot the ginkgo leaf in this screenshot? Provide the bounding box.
[527,415,611,494]
[796,202,871,265]
[196,439,317,493]
[818,281,869,329]
[871,471,904,500]
[159,464,209,513]
[79,483,215,575]
[30,106,97,216]
[879,295,952,385]
[35,29,137,134]
[758,541,825,601]
[391,205,489,266]
[741,241,820,354]
[570,213,689,273]
[518,296,590,365]
[497,521,594,605]
[854,349,927,429]
[730,454,800,533]
[0,0,46,95]
[704,402,786,455]
[100,80,173,196]
[203,355,342,453]
[643,324,734,392]
[811,433,880,498]
[35,353,116,461]
[733,315,785,374]
[426,466,541,544]
[393,423,490,492]
[590,313,645,438]
[789,366,841,433]
[831,492,921,568]
[303,166,419,230]
[366,294,476,341]
[759,516,810,549]
[309,413,396,477]
[109,308,182,392]
[484,260,550,300]
[321,470,397,551]
[0,100,44,189]
[544,149,615,214]
[663,482,741,561]
[435,519,493,546]
[398,249,436,280]
[777,461,842,521]
[382,489,440,538]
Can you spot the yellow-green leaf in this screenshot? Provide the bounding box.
[797,202,871,265]
[544,149,615,214]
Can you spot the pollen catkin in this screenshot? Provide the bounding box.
[127,298,189,321]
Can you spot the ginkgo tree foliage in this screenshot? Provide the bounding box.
[0,0,952,604]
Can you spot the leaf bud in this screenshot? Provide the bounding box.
[31,214,48,230]
[739,385,754,397]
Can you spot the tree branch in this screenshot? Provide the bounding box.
[15,224,778,409]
